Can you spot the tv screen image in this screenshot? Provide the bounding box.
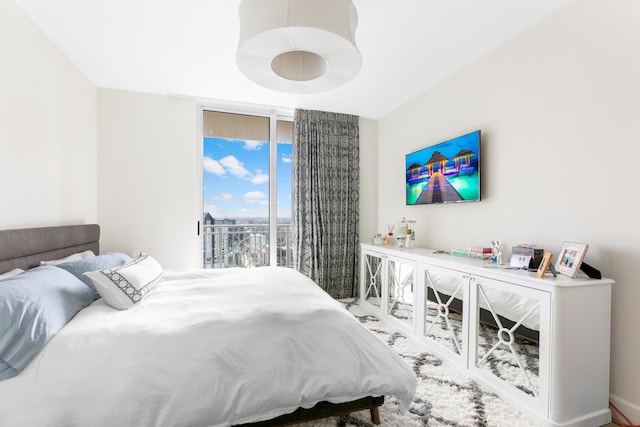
[406,130,480,205]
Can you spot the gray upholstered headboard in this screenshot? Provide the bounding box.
[0,224,100,274]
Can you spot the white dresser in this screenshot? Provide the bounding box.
[359,243,613,427]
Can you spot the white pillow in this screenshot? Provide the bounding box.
[0,268,24,281]
[84,253,163,310]
[40,250,95,265]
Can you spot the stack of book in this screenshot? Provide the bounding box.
[469,247,492,260]
[451,249,470,258]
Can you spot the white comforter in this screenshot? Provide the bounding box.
[0,267,416,427]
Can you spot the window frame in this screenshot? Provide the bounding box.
[197,103,293,267]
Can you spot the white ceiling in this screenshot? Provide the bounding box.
[13,0,571,119]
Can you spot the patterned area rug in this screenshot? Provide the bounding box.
[298,300,542,427]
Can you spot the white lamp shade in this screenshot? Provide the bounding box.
[236,0,362,94]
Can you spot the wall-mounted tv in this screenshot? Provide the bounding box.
[406,130,480,205]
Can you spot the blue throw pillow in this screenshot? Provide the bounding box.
[55,252,132,296]
[0,265,96,381]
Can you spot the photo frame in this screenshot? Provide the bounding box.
[555,242,589,278]
[536,252,553,278]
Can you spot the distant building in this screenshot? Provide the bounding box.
[203,213,241,268]
[203,213,214,268]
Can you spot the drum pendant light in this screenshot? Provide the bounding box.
[236,0,362,94]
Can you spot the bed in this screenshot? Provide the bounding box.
[0,224,416,427]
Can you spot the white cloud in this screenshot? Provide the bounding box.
[281,154,291,163]
[212,193,233,203]
[203,156,225,175]
[244,191,268,204]
[244,140,266,151]
[251,169,269,185]
[220,155,250,179]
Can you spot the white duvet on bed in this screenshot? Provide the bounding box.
[0,267,416,427]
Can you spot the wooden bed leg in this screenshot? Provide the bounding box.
[370,406,381,425]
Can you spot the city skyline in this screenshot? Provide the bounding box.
[203,214,292,224]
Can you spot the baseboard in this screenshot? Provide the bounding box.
[610,394,640,424]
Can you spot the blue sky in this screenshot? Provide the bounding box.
[203,137,292,219]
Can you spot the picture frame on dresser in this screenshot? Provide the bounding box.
[555,241,588,278]
[535,252,553,278]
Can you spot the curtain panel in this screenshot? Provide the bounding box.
[292,109,360,299]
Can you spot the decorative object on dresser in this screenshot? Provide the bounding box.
[535,252,553,278]
[491,240,504,264]
[512,244,545,269]
[360,243,614,427]
[555,241,589,278]
[470,246,492,260]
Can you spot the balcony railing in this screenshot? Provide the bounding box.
[202,223,293,269]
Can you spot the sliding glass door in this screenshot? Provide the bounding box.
[201,110,292,268]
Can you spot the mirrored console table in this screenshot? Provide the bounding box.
[359,243,614,427]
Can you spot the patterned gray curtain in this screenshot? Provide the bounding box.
[292,109,360,299]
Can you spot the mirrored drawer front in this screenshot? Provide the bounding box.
[474,279,541,398]
[387,258,414,326]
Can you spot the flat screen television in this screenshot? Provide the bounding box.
[406,130,480,205]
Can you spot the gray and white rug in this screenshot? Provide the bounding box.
[298,300,542,427]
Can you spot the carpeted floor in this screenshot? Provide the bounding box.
[297,300,542,427]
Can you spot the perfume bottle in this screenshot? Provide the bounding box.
[406,229,415,248]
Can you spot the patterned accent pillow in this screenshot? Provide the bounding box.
[84,253,163,310]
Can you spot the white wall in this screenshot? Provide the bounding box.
[359,118,378,242]
[0,0,97,229]
[97,89,200,269]
[377,0,640,419]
